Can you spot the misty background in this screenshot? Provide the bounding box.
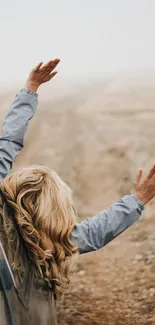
[0,0,155,90]
[1,0,155,215]
[1,1,155,324]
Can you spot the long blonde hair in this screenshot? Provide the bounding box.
[0,165,78,295]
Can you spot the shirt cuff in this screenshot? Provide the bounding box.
[131,194,145,212]
[20,88,38,98]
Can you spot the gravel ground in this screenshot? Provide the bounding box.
[57,216,155,325]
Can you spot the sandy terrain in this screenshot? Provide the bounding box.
[58,215,155,325]
[1,73,155,324]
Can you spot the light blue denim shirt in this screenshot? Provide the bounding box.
[0,88,144,254]
[0,88,38,179]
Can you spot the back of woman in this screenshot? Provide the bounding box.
[0,165,77,325]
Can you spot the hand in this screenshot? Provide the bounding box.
[134,165,155,206]
[25,58,60,92]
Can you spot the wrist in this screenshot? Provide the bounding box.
[135,192,147,206]
[25,80,40,93]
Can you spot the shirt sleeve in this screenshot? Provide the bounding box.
[0,88,38,179]
[71,194,144,254]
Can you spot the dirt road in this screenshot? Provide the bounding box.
[2,76,155,324]
[58,216,155,325]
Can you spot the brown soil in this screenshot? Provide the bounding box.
[2,75,155,324]
[57,216,155,325]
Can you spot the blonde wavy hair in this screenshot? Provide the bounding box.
[0,165,78,296]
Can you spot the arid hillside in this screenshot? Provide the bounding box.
[1,74,155,324]
[2,74,155,217]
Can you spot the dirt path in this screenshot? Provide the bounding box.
[58,216,155,325]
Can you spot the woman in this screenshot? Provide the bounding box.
[0,59,155,325]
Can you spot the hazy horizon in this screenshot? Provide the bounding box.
[1,3,155,323]
[1,0,155,88]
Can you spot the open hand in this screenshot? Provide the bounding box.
[134,165,155,205]
[25,58,60,92]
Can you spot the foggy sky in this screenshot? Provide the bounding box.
[1,0,155,87]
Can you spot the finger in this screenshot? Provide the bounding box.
[146,164,155,179]
[42,59,60,70]
[135,169,143,185]
[48,58,60,65]
[49,71,58,79]
[33,62,43,71]
[53,58,60,64]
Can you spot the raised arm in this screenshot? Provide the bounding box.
[0,89,38,179]
[0,58,60,179]
[72,166,155,253]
